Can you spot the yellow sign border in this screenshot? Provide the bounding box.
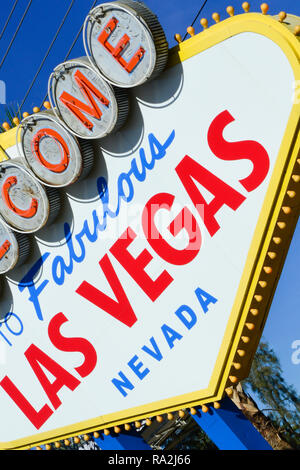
[0,12,299,449]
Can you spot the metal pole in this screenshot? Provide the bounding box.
[190,397,272,450]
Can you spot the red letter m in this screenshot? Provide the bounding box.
[59,70,110,131]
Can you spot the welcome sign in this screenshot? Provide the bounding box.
[0,2,299,449]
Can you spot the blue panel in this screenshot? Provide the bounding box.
[93,430,151,450]
[190,397,272,450]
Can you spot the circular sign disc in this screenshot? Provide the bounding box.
[0,163,50,233]
[0,222,19,274]
[18,112,84,187]
[49,59,123,140]
[83,0,168,88]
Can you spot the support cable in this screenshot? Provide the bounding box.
[18,0,76,113]
[182,0,209,40]
[0,0,19,43]
[40,0,98,108]
[0,0,33,70]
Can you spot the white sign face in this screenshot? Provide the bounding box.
[0,30,298,448]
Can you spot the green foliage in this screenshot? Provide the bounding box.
[162,419,217,450]
[171,427,217,450]
[244,339,300,448]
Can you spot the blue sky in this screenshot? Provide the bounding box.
[0,0,299,398]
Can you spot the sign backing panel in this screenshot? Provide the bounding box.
[0,13,299,449]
